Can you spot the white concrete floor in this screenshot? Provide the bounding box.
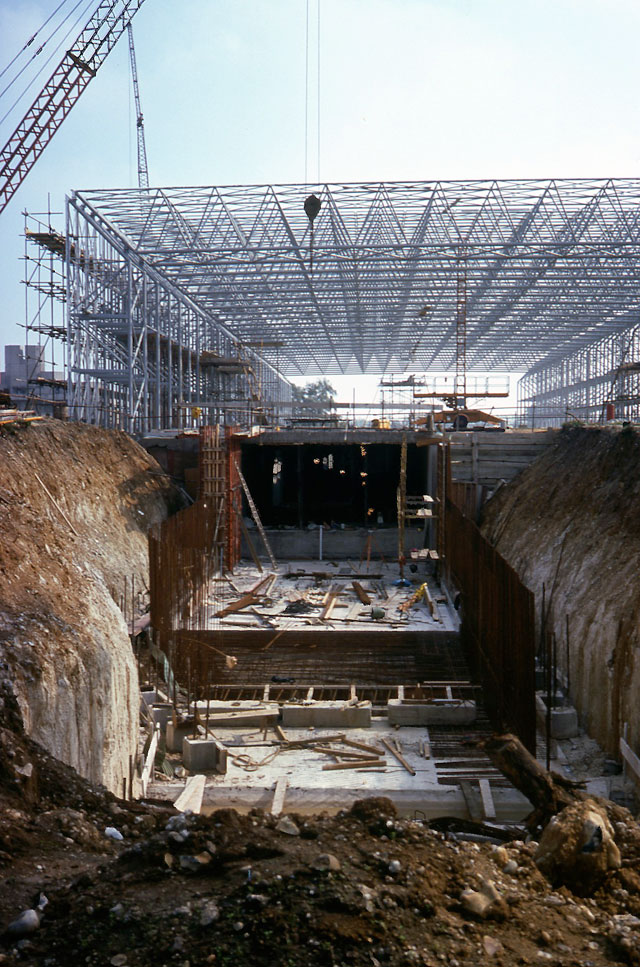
[205,559,459,633]
[146,559,532,819]
[149,718,531,821]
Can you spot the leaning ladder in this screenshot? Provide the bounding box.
[233,457,277,570]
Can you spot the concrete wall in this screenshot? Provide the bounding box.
[1,345,65,413]
[450,429,558,490]
[242,526,422,561]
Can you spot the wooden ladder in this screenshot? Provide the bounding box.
[233,457,277,570]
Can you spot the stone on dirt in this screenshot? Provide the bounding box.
[104,826,123,841]
[276,815,300,836]
[535,798,621,894]
[460,879,509,921]
[311,853,341,871]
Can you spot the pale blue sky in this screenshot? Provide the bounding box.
[1,0,639,407]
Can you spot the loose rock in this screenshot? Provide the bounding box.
[311,853,341,871]
[276,815,300,836]
[535,799,621,895]
[460,879,509,921]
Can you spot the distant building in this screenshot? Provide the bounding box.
[0,345,67,417]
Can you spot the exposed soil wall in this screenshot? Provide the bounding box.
[480,425,640,759]
[0,419,182,793]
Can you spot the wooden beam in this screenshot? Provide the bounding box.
[460,780,484,822]
[239,516,263,573]
[34,471,79,536]
[270,777,288,816]
[248,572,277,596]
[322,759,386,771]
[261,629,286,652]
[321,591,340,620]
[352,581,371,605]
[140,724,160,797]
[313,746,379,760]
[274,724,289,743]
[620,735,640,782]
[381,737,416,776]
[214,592,259,617]
[479,778,497,819]
[174,774,205,814]
[342,737,386,756]
[199,709,278,726]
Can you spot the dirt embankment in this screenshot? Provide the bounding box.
[0,419,182,793]
[480,425,640,758]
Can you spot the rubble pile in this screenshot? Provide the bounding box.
[1,708,640,967]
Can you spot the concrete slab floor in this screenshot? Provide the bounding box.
[147,720,531,822]
[203,559,459,633]
[144,559,531,819]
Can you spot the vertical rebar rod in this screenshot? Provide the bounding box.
[565,613,570,699]
[545,630,552,771]
[205,663,210,739]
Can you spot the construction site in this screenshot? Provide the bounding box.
[1,3,640,967]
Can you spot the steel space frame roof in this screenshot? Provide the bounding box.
[71,178,640,378]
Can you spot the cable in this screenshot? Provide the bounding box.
[0,0,71,84]
[0,0,95,128]
[317,0,321,183]
[304,0,309,184]
[0,0,88,103]
[128,36,133,187]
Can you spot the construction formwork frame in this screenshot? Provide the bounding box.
[65,193,292,433]
[517,323,640,427]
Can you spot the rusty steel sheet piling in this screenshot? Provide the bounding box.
[444,498,536,754]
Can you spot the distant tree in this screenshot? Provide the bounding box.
[291,379,336,416]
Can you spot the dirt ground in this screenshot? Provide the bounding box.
[2,683,640,967]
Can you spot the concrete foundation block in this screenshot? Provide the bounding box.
[192,700,280,729]
[387,699,477,726]
[166,720,196,753]
[140,689,157,710]
[183,737,221,772]
[215,742,228,774]
[535,694,579,739]
[281,702,372,729]
[150,703,173,731]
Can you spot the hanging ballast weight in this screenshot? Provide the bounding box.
[304,194,321,223]
[304,194,321,273]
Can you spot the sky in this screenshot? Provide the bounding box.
[1,0,640,411]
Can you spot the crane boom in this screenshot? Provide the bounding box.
[0,0,148,216]
[127,24,149,189]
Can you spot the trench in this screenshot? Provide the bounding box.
[139,430,536,820]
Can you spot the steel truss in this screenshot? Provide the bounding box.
[65,178,640,428]
[517,324,640,426]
